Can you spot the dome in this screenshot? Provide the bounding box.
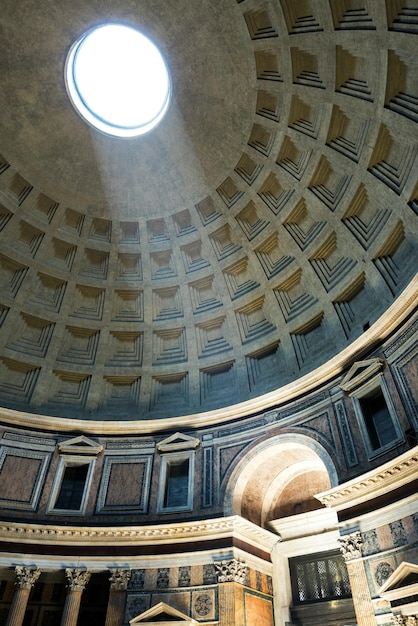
[0,0,416,423]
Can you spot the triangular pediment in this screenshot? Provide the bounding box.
[58,435,103,456]
[156,432,200,453]
[378,562,418,600]
[130,601,198,624]
[340,358,384,395]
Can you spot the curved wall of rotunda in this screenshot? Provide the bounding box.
[0,307,416,528]
[0,307,416,626]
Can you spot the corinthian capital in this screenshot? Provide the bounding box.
[393,616,418,626]
[109,569,131,591]
[338,532,363,561]
[214,559,247,584]
[65,568,91,592]
[14,566,41,589]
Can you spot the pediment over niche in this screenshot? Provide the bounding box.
[340,358,384,395]
[58,435,103,456]
[156,432,200,453]
[130,601,198,624]
[378,562,418,601]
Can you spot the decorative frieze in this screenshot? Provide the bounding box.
[156,568,169,589]
[263,409,278,423]
[362,529,380,556]
[278,392,328,420]
[203,564,216,585]
[0,515,277,556]
[178,566,191,587]
[2,432,55,447]
[106,440,155,450]
[128,570,145,590]
[383,316,418,359]
[317,448,418,511]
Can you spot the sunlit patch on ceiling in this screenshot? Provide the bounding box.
[65,23,171,137]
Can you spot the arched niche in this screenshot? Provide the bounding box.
[224,434,338,528]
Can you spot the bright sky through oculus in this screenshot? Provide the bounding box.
[66,24,171,137]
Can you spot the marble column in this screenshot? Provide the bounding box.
[339,533,376,626]
[60,569,91,626]
[105,569,131,626]
[6,566,41,626]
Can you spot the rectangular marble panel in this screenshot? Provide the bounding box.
[244,590,274,626]
[96,455,152,513]
[0,447,50,510]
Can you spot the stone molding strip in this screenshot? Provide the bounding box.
[316,447,418,511]
[0,515,276,552]
[0,276,415,435]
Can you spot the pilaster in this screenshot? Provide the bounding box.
[339,533,375,626]
[216,559,247,626]
[105,569,131,626]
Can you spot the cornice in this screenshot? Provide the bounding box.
[316,447,418,512]
[0,515,277,553]
[0,275,415,435]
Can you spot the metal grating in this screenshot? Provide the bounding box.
[290,551,351,604]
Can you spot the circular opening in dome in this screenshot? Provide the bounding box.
[65,24,171,138]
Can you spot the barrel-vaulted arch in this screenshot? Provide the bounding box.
[224,434,338,528]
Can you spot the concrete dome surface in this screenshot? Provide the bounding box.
[0,0,416,421]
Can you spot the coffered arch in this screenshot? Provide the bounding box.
[224,434,338,528]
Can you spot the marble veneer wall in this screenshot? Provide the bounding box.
[123,564,273,624]
[0,309,416,527]
[0,305,415,626]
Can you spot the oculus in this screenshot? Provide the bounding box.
[65,23,171,137]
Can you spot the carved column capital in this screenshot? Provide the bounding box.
[65,569,91,592]
[394,616,418,626]
[338,532,363,561]
[14,566,41,590]
[214,559,247,584]
[109,569,131,591]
